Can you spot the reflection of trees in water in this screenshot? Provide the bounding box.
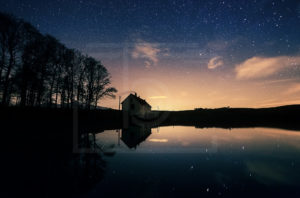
[0,132,109,197]
[71,132,112,193]
[67,153,106,193]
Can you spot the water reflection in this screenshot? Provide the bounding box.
[92,125,300,198]
[121,125,152,149]
[0,130,108,197]
[3,120,300,198]
[97,126,300,153]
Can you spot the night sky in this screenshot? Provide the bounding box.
[1,0,300,110]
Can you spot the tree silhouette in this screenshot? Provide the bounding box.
[0,12,117,109]
[0,13,23,105]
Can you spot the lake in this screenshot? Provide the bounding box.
[78,126,300,198]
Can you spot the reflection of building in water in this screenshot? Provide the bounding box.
[121,125,151,149]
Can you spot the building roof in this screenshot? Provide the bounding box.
[121,93,151,108]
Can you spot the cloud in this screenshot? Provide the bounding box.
[207,56,224,69]
[132,42,161,68]
[149,139,168,143]
[284,83,300,95]
[206,40,229,51]
[257,99,300,107]
[256,78,297,85]
[235,56,300,79]
[149,95,167,99]
[180,91,188,97]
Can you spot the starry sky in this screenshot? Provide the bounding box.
[1,0,300,110]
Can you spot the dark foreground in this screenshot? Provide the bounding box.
[0,105,300,198]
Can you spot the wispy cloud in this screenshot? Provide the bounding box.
[207,56,224,69]
[256,78,298,86]
[284,83,300,95]
[132,42,161,68]
[256,98,300,107]
[149,139,168,143]
[235,56,300,79]
[206,40,229,51]
[149,95,167,99]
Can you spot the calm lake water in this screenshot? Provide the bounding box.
[82,126,300,198]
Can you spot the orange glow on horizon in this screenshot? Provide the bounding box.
[99,62,300,110]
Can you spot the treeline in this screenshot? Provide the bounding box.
[0,12,117,109]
